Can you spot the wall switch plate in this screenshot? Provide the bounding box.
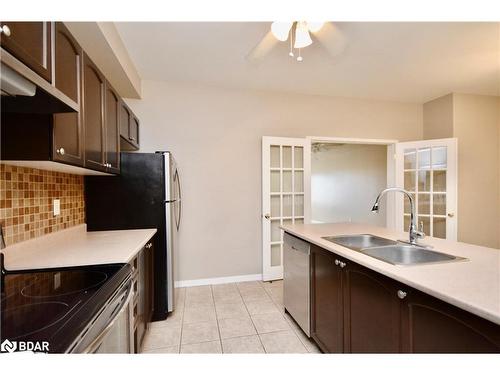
[53,199,60,216]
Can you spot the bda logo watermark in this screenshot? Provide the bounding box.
[1,339,49,353]
[1,339,17,353]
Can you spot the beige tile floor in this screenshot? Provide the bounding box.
[141,280,320,354]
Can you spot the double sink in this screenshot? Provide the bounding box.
[323,234,465,266]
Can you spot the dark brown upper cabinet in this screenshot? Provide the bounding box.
[120,101,140,151]
[83,53,107,172]
[104,83,121,174]
[52,23,84,167]
[0,22,52,82]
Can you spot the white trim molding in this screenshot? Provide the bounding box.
[306,136,398,145]
[174,273,263,288]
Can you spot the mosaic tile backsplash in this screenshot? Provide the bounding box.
[0,164,85,246]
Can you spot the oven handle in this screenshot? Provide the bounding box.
[81,280,134,354]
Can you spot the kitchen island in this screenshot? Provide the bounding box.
[281,222,500,353]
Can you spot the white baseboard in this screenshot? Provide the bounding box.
[174,273,262,288]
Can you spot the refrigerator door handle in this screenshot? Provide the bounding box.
[174,169,181,231]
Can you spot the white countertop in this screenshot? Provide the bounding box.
[1,224,157,270]
[281,222,500,325]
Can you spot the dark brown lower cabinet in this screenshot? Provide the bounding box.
[309,243,500,353]
[401,287,500,353]
[132,238,155,353]
[311,245,343,353]
[343,261,402,353]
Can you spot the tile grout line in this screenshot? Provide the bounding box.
[209,285,224,353]
[177,288,187,353]
[238,281,268,353]
[263,281,309,353]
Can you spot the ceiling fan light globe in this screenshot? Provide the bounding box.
[294,21,313,49]
[271,22,293,41]
[307,22,325,33]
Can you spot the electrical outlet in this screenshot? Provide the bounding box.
[53,199,60,216]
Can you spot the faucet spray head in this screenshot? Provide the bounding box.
[371,202,379,213]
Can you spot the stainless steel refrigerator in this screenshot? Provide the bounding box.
[85,152,181,320]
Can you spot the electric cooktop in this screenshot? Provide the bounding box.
[0,254,130,353]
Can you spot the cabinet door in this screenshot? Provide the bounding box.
[119,101,131,139]
[129,115,139,148]
[83,54,106,171]
[105,82,120,173]
[401,287,500,353]
[343,262,402,353]
[145,240,155,322]
[310,245,344,353]
[53,23,84,166]
[0,22,52,82]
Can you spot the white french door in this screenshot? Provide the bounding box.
[393,138,457,240]
[262,137,311,281]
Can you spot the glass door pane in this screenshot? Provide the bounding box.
[402,145,448,239]
[266,143,307,271]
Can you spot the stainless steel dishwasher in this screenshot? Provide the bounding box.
[283,232,310,337]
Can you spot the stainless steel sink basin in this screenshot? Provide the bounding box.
[322,234,466,266]
[322,234,398,251]
[360,245,464,265]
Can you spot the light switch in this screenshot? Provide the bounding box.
[53,199,60,216]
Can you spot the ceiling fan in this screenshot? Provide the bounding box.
[247,21,347,63]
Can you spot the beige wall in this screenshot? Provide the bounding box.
[423,93,500,248]
[126,80,423,282]
[423,94,454,139]
[453,94,500,248]
[311,143,387,226]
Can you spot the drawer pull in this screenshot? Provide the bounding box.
[397,290,407,299]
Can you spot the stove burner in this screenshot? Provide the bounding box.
[1,301,71,339]
[21,270,108,298]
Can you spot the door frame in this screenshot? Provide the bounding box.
[306,136,399,228]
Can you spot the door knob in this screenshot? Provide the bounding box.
[264,213,270,220]
[56,148,65,155]
[397,290,407,299]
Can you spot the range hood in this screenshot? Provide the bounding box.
[0,50,77,114]
[1,64,36,97]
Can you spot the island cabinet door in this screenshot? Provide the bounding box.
[400,287,500,353]
[342,261,402,353]
[310,245,344,353]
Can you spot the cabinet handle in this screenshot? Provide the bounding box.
[397,290,407,299]
[339,261,346,268]
[334,259,340,266]
[0,25,11,37]
[145,243,152,249]
[56,148,65,155]
[129,137,136,141]
[264,213,270,220]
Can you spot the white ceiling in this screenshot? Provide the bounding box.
[115,22,500,103]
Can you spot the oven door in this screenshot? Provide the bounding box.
[77,279,134,353]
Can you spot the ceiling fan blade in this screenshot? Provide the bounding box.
[312,22,347,59]
[246,31,279,64]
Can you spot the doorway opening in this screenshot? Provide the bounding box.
[311,142,388,226]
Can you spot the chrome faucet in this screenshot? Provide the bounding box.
[371,187,426,246]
